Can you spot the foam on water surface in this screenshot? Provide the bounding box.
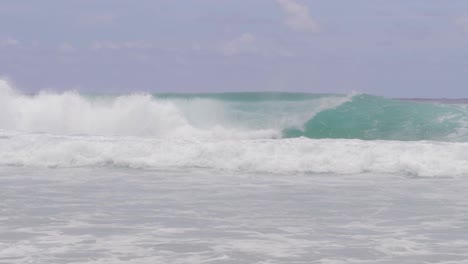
[1,168,468,263]
[1,131,468,177]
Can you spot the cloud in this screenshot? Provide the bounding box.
[456,16,468,33]
[222,33,258,56]
[0,37,19,47]
[221,33,293,57]
[80,13,117,26]
[58,42,76,53]
[91,40,153,51]
[276,0,320,32]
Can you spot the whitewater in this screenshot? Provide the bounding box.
[2,79,468,263]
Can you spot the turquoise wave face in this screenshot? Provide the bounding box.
[283,94,468,141]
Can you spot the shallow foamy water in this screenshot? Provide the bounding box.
[1,167,468,264]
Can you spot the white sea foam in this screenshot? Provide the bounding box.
[0,79,213,138]
[1,131,468,177]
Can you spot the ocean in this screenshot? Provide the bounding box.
[1,79,468,263]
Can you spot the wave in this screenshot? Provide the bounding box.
[284,94,468,141]
[1,131,468,177]
[2,79,468,176]
[2,79,468,142]
[0,79,349,139]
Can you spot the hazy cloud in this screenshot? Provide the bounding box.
[221,33,293,57]
[277,0,320,32]
[456,16,468,33]
[58,42,76,53]
[0,37,19,47]
[222,33,257,56]
[91,40,153,51]
[80,13,117,26]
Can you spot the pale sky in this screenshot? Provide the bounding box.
[1,0,468,97]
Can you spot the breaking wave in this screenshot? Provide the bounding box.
[2,79,468,176]
[284,94,468,141]
[2,79,468,141]
[0,79,348,139]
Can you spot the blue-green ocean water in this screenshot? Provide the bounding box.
[282,94,468,141]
